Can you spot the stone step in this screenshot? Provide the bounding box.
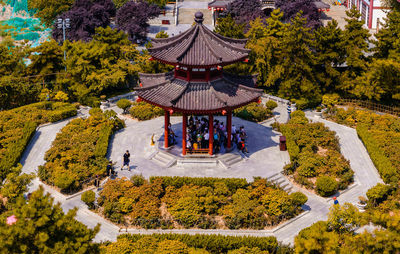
[218,153,243,168]
[178,8,212,25]
[224,156,242,166]
[219,153,237,161]
[177,158,218,168]
[157,151,175,161]
[151,151,177,167]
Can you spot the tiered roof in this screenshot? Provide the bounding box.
[148,12,249,67]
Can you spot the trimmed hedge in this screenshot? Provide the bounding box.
[129,101,163,120]
[149,176,248,193]
[0,102,77,181]
[118,233,280,253]
[38,110,124,193]
[233,102,272,122]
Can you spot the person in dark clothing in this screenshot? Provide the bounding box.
[107,161,114,177]
[94,175,100,188]
[122,150,130,171]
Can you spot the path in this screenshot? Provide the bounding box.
[17,102,383,245]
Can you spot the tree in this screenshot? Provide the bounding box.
[339,7,370,96]
[327,203,362,233]
[28,0,75,26]
[245,10,287,87]
[52,0,116,42]
[155,30,169,38]
[0,165,34,205]
[214,15,245,39]
[117,99,132,114]
[373,10,400,59]
[59,27,139,102]
[225,0,264,27]
[0,186,100,253]
[313,19,345,93]
[366,183,392,205]
[295,221,340,253]
[275,13,318,103]
[116,0,160,44]
[275,0,321,29]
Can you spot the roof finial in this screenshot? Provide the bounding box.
[194,11,204,24]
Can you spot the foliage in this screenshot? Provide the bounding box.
[130,174,145,187]
[28,0,75,26]
[129,101,164,120]
[116,99,132,114]
[295,221,340,253]
[278,111,353,194]
[155,30,169,38]
[322,93,340,107]
[233,102,272,122]
[276,0,321,29]
[366,183,392,206]
[225,0,264,27]
[373,10,400,59]
[316,175,338,197]
[214,15,245,39]
[38,110,124,193]
[116,0,160,44]
[289,192,308,207]
[117,233,280,254]
[81,190,96,208]
[327,203,361,233]
[97,177,303,230]
[52,0,116,42]
[0,186,100,253]
[265,100,278,111]
[0,102,77,181]
[0,164,34,205]
[59,27,140,103]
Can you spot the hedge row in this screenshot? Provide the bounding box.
[118,233,280,253]
[357,125,399,184]
[149,176,248,193]
[0,102,77,181]
[38,109,124,193]
[233,102,272,122]
[279,111,354,197]
[129,101,164,120]
[98,177,307,230]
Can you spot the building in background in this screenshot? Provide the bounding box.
[347,0,390,29]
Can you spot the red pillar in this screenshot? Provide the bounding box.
[227,110,232,150]
[209,114,214,155]
[182,113,187,155]
[164,110,170,148]
[368,0,373,29]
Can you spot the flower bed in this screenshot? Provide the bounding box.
[0,101,77,181]
[278,111,354,197]
[38,109,124,193]
[326,107,400,184]
[96,176,307,229]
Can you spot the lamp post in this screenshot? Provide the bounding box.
[57,18,70,70]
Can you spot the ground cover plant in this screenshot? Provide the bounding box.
[103,233,288,253]
[0,101,77,181]
[97,176,307,229]
[38,109,124,193]
[326,107,400,184]
[278,111,354,196]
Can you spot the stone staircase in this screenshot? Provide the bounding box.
[177,158,218,168]
[268,172,294,193]
[218,152,243,168]
[150,151,177,167]
[178,8,213,25]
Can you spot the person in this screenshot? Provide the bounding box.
[94,175,100,189]
[107,161,114,177]
[333,197,339,205]
[122,150,130,171]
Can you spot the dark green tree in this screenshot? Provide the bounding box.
[28,0,75,26]
[0,186,100,253]
[313,19,345,93]
[373,10,400,59]
[339,7,370,96]
[0,165,34,205]
[214,14,245,39]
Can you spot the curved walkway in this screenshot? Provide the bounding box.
[18,105,383,245]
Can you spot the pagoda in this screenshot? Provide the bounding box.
[136,12,262,156]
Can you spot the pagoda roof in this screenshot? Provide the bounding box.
[208,0,232,8]
[148,12,250,67]
[136,72,262,113]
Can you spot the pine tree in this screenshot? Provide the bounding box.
[276,12,317,102]
[374,10,400,59]
[0,186,100,253]
[339,7,370,96]
[313,19,345,93]
[214,15,245,39]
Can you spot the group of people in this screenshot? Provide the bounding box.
[182,116,249,154]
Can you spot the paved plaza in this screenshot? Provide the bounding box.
[18,99,383,245]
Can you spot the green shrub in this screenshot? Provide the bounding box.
[129,101,164,120]
[118,234,279,254]
[233,102,272,122]
[322,93,340,107]
[89,107,103,116]
[316,176,338,197]
[116,99,132,114]
[290,192,308,206]
[130,174,145,186]
[81,190,96,208]
[265,100,278,110]
[294,99,308,110]
[366,183,392,205]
